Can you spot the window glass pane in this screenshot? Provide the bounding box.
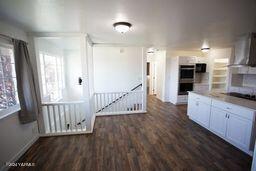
[4,78,18,107]
[0,47,14,63]
[0,63,3,78]
[0,45,19,114]
[39,53,64,102]
[11,64,16,77]
[0,78,7,110]
[1,56,15,77]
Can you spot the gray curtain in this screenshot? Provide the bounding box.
[13,39,41,124]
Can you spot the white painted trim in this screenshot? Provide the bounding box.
[90,114,96,132]
[96,110,147,117]
[1,135,39,171]
[93,43,148,47]
[39,130,92,137]
[28,32,87,37]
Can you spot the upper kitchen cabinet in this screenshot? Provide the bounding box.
[178,56,196,64]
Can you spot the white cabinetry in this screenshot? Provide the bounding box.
[210,107,227,138]
[187,93,211,128]
[188,92,256,155]
[196,102,211,128]
[226,113,252,150]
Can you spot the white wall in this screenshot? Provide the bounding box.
[155,51,167,101]
[93,46,143,92]
[0,20,39,170]
[64,50,83,101]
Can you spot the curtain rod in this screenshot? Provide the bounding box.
[0,33,13,41]
[0,33,28,43]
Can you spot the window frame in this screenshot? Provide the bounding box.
[38,51,65,102]
[0,41,21,119]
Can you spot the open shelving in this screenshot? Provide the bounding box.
[211,58,229,91]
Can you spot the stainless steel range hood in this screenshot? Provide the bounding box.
[229,33,256,67]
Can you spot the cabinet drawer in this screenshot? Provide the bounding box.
[212,99,254,120]
[189,92,212,105]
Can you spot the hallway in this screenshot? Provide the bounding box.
[11,96,252,170]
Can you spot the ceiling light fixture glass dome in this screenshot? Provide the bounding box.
[113,22,132,33]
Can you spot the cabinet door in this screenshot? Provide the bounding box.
[209,107,227,138]
[196,102,211,128]
[226,113,252,150]
[187,98,197,120]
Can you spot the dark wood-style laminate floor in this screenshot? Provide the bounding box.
[10,95,252,171]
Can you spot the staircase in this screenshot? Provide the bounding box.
[94,83,144,115]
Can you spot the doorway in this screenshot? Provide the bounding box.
[34,36,88,134]
[146,61,157,95]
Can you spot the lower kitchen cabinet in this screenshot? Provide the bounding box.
[188,92,256,155]
[225,113,253,150]
[210,107,227,138]
[210,106,253,152]
[196,102,211,128]
[187,95,211,128]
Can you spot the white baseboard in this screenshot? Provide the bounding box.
[39,130,92,137]
[1,135,39,171]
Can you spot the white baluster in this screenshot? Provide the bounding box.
[47,105,52,133]
[79,104,82,130]
[118,93,121,111]
[96,94,98,113]
[64,105,67,132]
[114,93,117,112]
[126,93,128,111]
[58,105,62,132]
[74,104,77,131]
[122,93,124,111]
[134,92,137,111]
[52,105,57,132]
[68,104,72,131]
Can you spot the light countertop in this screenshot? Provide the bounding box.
[190,91,256,111]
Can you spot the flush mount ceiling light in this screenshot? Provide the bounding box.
[113,22,132,33]
[201,47,210,52]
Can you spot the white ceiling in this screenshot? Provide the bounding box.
[38,37,82,50]
[0,0,256,50]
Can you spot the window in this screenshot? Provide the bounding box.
[0,44,20,118]
[39,52,65,102]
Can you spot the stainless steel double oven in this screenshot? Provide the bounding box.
[178,65,195,95]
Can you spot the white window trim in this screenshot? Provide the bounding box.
[0,104,20,120]
[0,41,21,119]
